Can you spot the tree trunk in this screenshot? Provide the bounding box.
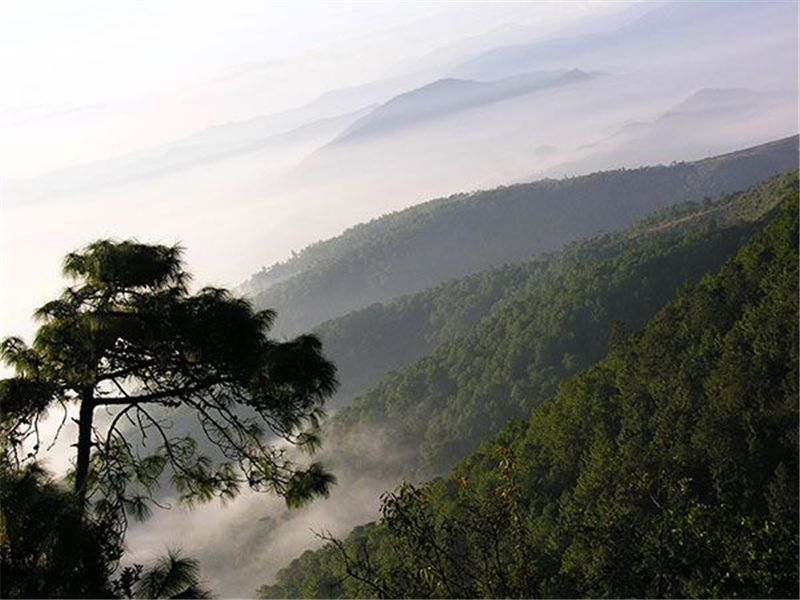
[74,389,96,511]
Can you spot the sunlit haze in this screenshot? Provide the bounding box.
[1,1,620,345]
[1,2,797,597]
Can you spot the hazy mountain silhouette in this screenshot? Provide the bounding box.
[9,106,376,201]
[548,89,798,177]
[451,0,797,84]
[329,69,593,144]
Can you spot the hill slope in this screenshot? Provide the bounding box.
[246,136,798,337]
[314,264,527,408]
[260,172,799,599]
[185,170,795,597]
[321,171,797,479]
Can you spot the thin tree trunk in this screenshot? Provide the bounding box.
[74,389,96,511]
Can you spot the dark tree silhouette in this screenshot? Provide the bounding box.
[0,240,338,548]
[132,550,213,599]
[0,460,119,598]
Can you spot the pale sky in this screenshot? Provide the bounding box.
[0,1,616,178]
[0,0,624,354]
[0,1,437,176]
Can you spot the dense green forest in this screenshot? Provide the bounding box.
[312,171,796,481]
[313,167,798,408]
[3,160,796,600]
[314,263,528,407]
[245,136,798,336]
[259,173,799,599]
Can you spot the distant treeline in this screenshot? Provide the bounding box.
[245,136,798,337]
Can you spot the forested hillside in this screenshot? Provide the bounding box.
[312,171,795,479]
[259,173,798,599]
[245,136,798,336]
[314,264,529,408]
[314,166,798,408]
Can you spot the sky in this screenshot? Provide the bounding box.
[0,0,621,347]
[0,1,442,177]
[0,1,614,179]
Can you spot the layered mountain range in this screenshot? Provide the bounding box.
[11,2,796,597]
[122,141,798,597]
[245,136,798,340]
[260,170,798,599]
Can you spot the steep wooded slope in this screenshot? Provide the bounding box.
[317,171,795,479]
[247,136,798,336]
[261,172,799,600]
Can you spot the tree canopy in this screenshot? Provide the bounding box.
[0,460,118,598]
[317,171,795,483]
[0,240,338,558]
[259,175,799,600]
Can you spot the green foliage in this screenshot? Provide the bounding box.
[260,176,798,598]
[63,240,187,290]
[313,168,795,411]
[315,264,531,408]
[0,239,339,558]
[132,550,213,599]
[285,462,338,509]
[247,136,798,336]
[324,171,796,480]
[0,461,118,598]
[0,455,216,599]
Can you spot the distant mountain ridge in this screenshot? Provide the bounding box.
[329,69,593,144]
[245,136,799,337]
[450,0,796,81]
[9,105,377,201]
[665,88,795,116]
[542,88,798,178]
